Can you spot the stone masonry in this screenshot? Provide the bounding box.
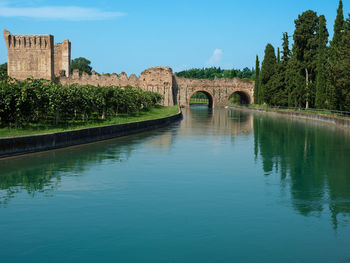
[59,67,254,107]
[3,29,254,106]
[3,29,71,80]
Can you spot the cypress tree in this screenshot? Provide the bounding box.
[329,0,345,110]
[292,10,319,108]
[254,55,260,104]
[332,0,344,47]
[277,48,280,63]
[329,16,350,111]
[282,33,291,63]
[315,15,329,109]
[269,34,291,106]
[261,44,277,104]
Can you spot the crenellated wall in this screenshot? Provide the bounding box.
[4,30,54,80]
[58,66,254,107]
[2,29,254,107]
[59,67,176,106]
[54,40,71,77]
[3,29,71,80]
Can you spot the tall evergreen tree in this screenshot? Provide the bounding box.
[329,16,350,111]
[261,44,277,104]
[269,34,291,106]
[282,33,291,63]
[332,0,345,47]
[277,48,281,63]
[328,0,345,110]
[315,15,329,109]
[292,10,319,108]
[254,55,260,104]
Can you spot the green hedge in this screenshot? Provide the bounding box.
[0,74,163,127]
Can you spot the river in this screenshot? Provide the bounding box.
[1,107,350,263]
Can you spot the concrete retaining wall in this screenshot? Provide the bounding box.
[0,112,182,159]
[231,106,350,128]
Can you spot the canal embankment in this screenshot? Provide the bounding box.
[229,105,350,128]
[0,110,182,159]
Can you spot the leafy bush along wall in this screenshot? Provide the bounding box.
[0,77,162,127]
[59,67,176,107]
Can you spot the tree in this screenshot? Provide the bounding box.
[261,44,277,104]
[292,10,319,108]
[269,33,291,106]
[71,57,93,75]
[328,16,350,111]
[328,0,345,110]
[315,15,329,109]
[254,55,260,104]
[277,47,281,63]
[332,0,345,47]
[0,63,7,75]
[282,33,291,62]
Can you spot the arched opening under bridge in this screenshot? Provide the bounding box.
[227,91,251,106]
[189,90,214,108]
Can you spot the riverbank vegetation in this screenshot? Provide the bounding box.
[255,0,350,112]
[176,67,255,81]
[0,105,178,138]
[0,73,174,137]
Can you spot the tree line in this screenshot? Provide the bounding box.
[176,67,255,81]
[0,74,162,127]
[255,0,350,111]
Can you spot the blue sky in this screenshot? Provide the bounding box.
[0,0,347,75]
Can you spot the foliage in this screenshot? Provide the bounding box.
[261,43,276,104]
[257,0,350,112]
[0,106,177,138]
[254,55,261,104]
[176,67,255,81]
[315,15,329,109]
[0,77,162,128]
[332,0,345,47]
[71,57,93,75]
[0,63,7,76]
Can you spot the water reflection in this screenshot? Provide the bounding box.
[253,112,350,229]
[181,106,253,137]
[0,127,179,206]
[1,106,350,231]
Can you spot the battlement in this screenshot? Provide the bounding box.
[4,30,53,50]
[3,29,71,80]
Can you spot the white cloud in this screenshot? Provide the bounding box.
[0,4,126,21]
[206,49,223,66]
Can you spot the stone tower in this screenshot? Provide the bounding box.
[3,29,71,80]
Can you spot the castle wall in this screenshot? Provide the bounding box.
[3,30,54,80]
[174,76,254,107]
[54,40,71,77]
[3,29,71,80]
[59,67,254,107]
[59,67,176,106]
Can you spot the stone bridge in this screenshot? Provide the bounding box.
[59,67,254,107]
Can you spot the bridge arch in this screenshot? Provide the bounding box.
[226,90,253,106]
[188,89,215,108]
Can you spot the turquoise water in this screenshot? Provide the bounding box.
[1,107,350,263]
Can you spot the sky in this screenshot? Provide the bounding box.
[0,0,348,75]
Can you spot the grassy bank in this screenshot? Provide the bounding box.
[0,106,179,138]
[237,104,350,119]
